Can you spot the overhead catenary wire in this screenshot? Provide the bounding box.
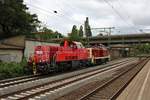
[103,0,138,32]
[24,0,147,34]
[116,0,139,32]
[60,0,135,34]
[56,0,79,13]
[25,2,82,25]
[116,0,133,24]
[25,4,74,35]
[103,0,131,26]
[24,2,85,35]
[25,4,64,25]
[28,7,60,24]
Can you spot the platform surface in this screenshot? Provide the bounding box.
[117,60,150,100]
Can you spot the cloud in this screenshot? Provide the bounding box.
[24,0,150,35]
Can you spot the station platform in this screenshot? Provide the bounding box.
[117,60,150,100]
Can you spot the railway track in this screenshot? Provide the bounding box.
[0,74,46,88]
[0,58,129,89]
[58,58,149,100]
[0,58,132,91]
[0,58,138,99]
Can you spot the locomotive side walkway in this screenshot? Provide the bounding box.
[117,60,150,100]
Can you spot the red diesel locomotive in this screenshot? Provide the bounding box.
[28,40,110,74]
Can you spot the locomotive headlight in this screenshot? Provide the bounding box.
[36,51,43,54]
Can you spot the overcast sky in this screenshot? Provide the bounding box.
[24,0,150,36]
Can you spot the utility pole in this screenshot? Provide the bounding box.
[91,27,115,47]
[108,27,113,47]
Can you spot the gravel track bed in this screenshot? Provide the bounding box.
[57,59,148,100]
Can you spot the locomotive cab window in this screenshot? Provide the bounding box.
[75,42,85,48]
[70,44,77,49]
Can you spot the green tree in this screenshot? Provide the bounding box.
[79,25,83,37]
[39,26,53,33]
[69,25,80,41]
[84,17,92,37]
[0,0,40,39]
[135,43,150,54]
[32,26,63,39]
[54,31,64,38]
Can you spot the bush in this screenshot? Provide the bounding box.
[135,43,150,55]
[0,59,28,80]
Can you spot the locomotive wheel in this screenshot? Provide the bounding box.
[71,61,80,70]
[24,65,33,74]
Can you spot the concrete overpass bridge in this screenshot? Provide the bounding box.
[85,33,150,46]
[51,33,150,46]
